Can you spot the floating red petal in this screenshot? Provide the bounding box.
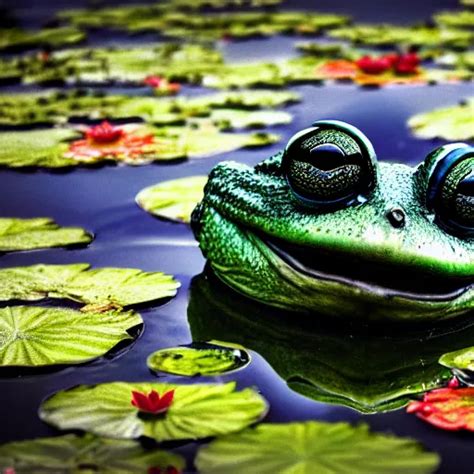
[131,389,175,415]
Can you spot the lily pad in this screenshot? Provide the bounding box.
[195,421,440,474]
[136,176,208,223]
[329,24,474,50]
[407,387,474,431]
[0,217,92,252]
[0,27,85,52]
[0,263,180,309]
[436,51,474,70]
[0,124,278,168]
[440,346,474,371]
[0,434,184,473]
[434,10,474,28]
[408,99,474,140]
[147,341,251,376]
[0,306,142,367]
[39,381,268,441]
[204,109,292,129]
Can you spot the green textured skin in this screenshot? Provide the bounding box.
[192,151,474,321]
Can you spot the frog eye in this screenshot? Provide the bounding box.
[423,143,474,237]
[282,120,378,209]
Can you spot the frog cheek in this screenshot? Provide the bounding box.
[424,144,474,237]
[281,120,378,210]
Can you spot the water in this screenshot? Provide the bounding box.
[0,0,473,472]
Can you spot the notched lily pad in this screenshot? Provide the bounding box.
[0,217,92,252]
[195,421,440,474]
[0,263,180,308]
[147,341,251,376]
[408,98,474,140]
[40,381,268,442]
[136,176,208,223]
[0,306,142,367]
[0,434,185,473]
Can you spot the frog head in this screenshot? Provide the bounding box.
[192,120,474,321]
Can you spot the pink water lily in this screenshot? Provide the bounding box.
[131,389,175,415]
[66,122,156,161]
[144,75,181,94]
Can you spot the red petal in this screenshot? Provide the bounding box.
[131,390,154,412]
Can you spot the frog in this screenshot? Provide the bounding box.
[191,120,474,321]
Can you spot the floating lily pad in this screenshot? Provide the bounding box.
[408,99,474,140]
[40,381,268,441]
[440,346,474,371]
[0,217,92,252]
[329,24,474,50]
[434,10,474,28]
[0,27,85,52]
[436,51,474,70]
[0,125,278,168]
[147,341,251,376]
[0,263,179,309]
[407,387,474,431]
[195,421,440,474]
[136,176,207,223]
[204,109,292,129]
[0,434,184,473]
[0,89,298,127]
[0,306,142,367]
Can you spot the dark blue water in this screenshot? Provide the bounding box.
[0,1,473,472]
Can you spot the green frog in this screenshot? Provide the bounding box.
[192,120,474,321]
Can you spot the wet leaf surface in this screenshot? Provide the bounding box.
[0,217,92,252]
[0,306,142,367]
[0,434,185,473]
[40,381,268,442]
[195,421,440,474]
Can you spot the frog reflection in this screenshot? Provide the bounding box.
[188,271,474,413]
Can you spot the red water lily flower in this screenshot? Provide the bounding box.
[148,466,181,474]
[144,75,181,94]
[407,386,474,431]
[393,52,420,75]
[86,121,125,144]
[66,122,156,162]
[131,389,175,415]
[355,55,392,75]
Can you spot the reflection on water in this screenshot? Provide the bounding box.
[188,270,474,414]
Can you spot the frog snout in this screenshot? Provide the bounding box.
[386,207,406,229]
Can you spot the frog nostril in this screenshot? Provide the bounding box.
[386,207,406,228]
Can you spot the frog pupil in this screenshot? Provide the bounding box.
[308,143,346,170]
[458,173,474,196]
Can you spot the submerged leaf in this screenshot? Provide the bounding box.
[0,434,184,473]
[195,421,439,474]
[147,342,250,376]
[136,176,208,223]
[0,217,92,252]
[407,387,474,431]
[0,263,179,307]
[0,306,142,367]
[40,381,268,441]
[408,99,474,140]
[439,346,474,371]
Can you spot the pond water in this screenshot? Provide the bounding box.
[0,0,473,472]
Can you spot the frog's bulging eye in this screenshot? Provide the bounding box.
[424,144,474,237]
[282,120,378,209]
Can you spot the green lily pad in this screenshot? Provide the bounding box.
[0,217,92,252]
[408,98,474,140]
[434,10,474,28]
[203,109,292,129]
[195,421,440,474]
[0,263,179,309]
[0,434,184,473]
[440,346,474,371]
[0,125,278,168]
[0,306,142,367]
[136,176,207,223]
[40,381,268,441]
[436,51,474,70]
[329,24,474,50]
[147,341,251,376]
[0,27,85,52]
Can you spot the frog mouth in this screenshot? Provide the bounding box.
[264,236,472,301]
